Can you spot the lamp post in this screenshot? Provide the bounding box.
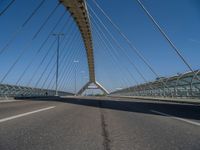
[80,70,85,86]
[74,60,79,96]
[52,33,64,96]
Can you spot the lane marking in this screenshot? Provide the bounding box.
[0,106,55,123]
[151,110,200,126]
[0,100,23,103]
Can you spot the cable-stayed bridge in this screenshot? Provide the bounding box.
[0,0,200,149]
[0,0,199,98]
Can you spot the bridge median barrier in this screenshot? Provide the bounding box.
[109,95,200,105]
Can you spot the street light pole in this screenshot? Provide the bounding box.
[80,70,85,86]
[74,60,79,96]
[52,33,64,96]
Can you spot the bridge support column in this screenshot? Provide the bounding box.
[77,81,109,95]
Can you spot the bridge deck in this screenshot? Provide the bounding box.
[0,96,200,149]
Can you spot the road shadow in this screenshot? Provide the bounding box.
[15,96,200,121]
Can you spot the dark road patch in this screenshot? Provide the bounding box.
[99,100,111,150]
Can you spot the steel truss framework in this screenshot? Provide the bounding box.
[0,84,73,97]
[111,70,200,98]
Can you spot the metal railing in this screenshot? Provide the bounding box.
[111,70,200,98]
[0,84,73,97]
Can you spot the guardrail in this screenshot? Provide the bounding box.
[111,70,200,98]
[0,84,73,97]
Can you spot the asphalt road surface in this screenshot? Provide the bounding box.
[0,96,200,150]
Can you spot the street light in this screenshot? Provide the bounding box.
[52,33,64,96]
[80,70,85,86]
[74,60,79,96]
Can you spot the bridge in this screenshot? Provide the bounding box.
[0,0,200,149]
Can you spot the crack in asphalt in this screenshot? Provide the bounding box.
[98,100,111,150]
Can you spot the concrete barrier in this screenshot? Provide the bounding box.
[109,95,200,105]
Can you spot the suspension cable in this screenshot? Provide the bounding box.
[90,0,160,78]
[42,31,79,89]
[92,22,138,89]
[90,12,148,84]
[94,33,130,90]
[0,2,60,84]
[15,10,67,85]
[59,44,84,91]
[55,30,84,90]
[40,26,78,89]
[59,45,83,90]
[89,6,131,90]
[33,2,60,39]
[90,12,155,92]
[89,7,156,92]
[0,0,15,16]
[135,0,194,73]
[34,50,56,88]
[41,31,79,89]
[0,0,46,56]
[58,44,81,87]
[58,38,84,90]
[0,3,60,83]
[89,1,171,93]
[26,39,56,86]
[58,30,87,91]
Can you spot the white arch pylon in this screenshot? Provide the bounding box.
[77,81,109,95]
[61,0,108,95]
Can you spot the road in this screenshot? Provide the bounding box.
[0,96,200,150]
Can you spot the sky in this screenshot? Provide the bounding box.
[0,0,200,93]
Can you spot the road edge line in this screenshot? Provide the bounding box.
[151,110,200,127]
[0,106,55,123]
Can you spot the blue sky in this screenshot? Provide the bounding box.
[0,0,199,93]
[88,0,200,91]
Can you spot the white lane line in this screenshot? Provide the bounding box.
[0,106,55,123]
[151,110,200,127]
[0,100,24,103]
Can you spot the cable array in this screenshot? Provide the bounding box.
[0,0,89,96]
